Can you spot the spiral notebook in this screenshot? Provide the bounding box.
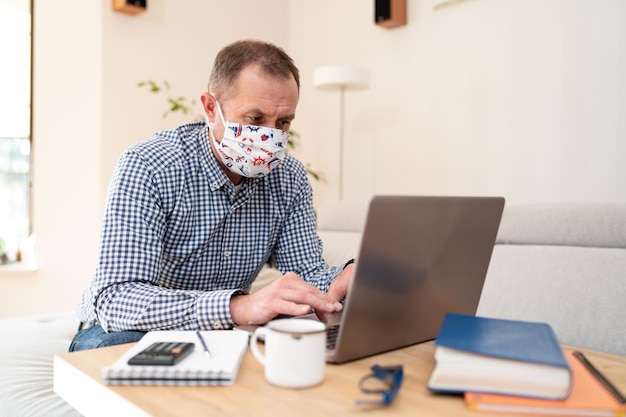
[102,330,249,386]
[465,351,626,416]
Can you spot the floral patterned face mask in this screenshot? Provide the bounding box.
[207,96,289,178]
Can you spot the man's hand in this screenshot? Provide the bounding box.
[230,272,344,326]
[316,263,354,322]
[328,263,354,301]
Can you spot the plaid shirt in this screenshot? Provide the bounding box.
[77,122,341,332]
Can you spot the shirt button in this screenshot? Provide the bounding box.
[223,250,231,257]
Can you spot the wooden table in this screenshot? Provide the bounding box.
[54,340,626,417]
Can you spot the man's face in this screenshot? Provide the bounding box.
[202,64,299,144]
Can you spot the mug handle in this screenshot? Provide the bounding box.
[249,327,268,366]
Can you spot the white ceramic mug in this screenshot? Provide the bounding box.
[250,318,327,388]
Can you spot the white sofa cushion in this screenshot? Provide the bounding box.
[0,311,80,417]
[316,199,366,267]
[478,244,626,355]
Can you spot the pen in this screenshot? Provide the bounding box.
[196,331,212,359]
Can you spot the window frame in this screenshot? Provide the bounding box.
[0,0,33,268]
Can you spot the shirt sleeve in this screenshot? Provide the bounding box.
[271,161,343,292]
[90,149,240,332]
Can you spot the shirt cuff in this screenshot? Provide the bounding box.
[196,289,247,330]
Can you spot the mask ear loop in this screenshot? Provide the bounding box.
[205,93,226,144]
[210,93,228,127]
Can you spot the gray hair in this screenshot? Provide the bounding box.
[208,39,300,98]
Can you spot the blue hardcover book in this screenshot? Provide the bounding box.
[427,313,572,400]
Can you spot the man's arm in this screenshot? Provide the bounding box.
[96,282,241,331]
[229,272,343,326]
[270,159,344,292]
[89,149,239,332]
[226,158,352,326]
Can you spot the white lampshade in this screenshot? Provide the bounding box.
[313,66,369,91]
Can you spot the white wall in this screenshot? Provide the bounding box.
[99,0,290,195]
[0,0,290,318]
[1,0,625,318]
[0,0,105,319]
[291,0,626,206]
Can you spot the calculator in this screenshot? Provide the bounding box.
[127,342,195,366]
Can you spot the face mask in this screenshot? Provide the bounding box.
[207,97,289,178]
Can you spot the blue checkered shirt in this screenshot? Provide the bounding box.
[77,121,342,332]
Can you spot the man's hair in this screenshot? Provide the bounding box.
[208,39,300,98]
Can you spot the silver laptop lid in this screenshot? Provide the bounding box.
[329,195,505,363]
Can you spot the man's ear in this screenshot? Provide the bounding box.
[200,93,217,122]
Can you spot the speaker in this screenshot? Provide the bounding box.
[375,0,407,29]
[375,0,391,22]
[112,0,147,15]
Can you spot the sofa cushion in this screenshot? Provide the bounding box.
[317,230,361,267]
[316,199,366,267]
[316,199,368,234]
[0,311,80,417]
[479,203,626,356]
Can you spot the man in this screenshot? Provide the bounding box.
[70,39,354,351]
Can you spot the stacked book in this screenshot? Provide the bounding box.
[427,313,626,416]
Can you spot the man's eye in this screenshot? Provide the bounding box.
[248,117,262,124]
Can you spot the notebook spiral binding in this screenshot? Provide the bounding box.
[573,351,626,404]
[106,368,228,386]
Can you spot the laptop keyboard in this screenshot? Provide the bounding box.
[326,324,340,350]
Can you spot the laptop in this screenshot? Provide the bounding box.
[323,195,505,363]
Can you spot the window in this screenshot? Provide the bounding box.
[0,0,31,265]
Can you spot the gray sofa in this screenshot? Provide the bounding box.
[1,201,624,416]
[477,204,626,355]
